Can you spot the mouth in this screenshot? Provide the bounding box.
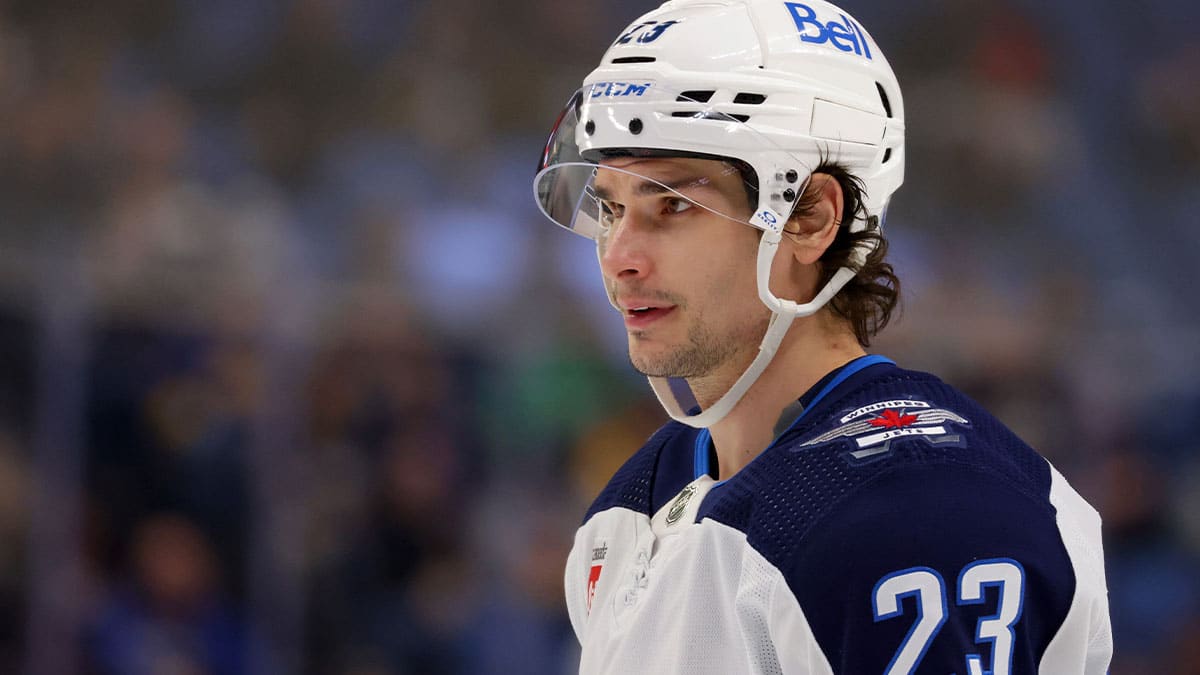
[623,305,676,329]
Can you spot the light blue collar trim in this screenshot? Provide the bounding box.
[693,354,895,483]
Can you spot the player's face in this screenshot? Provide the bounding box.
[593,157,771,379]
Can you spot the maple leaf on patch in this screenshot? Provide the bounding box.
[869,409,918,429]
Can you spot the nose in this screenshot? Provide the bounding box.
[598,210,653,282]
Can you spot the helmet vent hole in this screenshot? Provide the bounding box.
[876,82,893,118]
[670,111,750,123]
[677,90,715,103]
[733,93,766,105]
[612,56,656,64]
[882,148,892,163]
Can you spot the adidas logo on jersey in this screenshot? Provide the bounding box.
[587,541,608,614]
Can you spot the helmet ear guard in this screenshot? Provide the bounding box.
[534,0,904,428]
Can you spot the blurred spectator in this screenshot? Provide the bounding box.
[85,325,254,588]
[459,484,579,675]
[307,423,473,673]
[1097,448,1200,660]
[0,430,29,672]
[86,513,248,675]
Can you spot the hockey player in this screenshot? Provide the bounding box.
[532,0,1112,672]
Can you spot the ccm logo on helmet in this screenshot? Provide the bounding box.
[784,2,873,60]
[590,82,653,98]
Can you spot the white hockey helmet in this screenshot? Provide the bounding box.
[534,0,905,428]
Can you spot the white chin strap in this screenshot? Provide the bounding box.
[648,212,867,429]
[647,308,794,428]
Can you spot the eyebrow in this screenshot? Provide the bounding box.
[592,175,713,202]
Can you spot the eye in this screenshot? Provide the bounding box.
[598,200,624,227]
[664,197,694,215]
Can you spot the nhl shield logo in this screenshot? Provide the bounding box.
[801,399,970,459]
[665,483,698,526]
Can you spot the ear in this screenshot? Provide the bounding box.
[783,172,843,265]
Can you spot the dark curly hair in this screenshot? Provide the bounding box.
[786,163,900,347]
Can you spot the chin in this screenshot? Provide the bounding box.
[628,347,686,379]
[627,346,667,378]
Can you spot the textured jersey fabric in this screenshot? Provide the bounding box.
[565,359,1111,674]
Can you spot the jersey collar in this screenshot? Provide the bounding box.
[693,354,896,482]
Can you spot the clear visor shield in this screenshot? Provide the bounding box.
[534,86,813,242]
[539,161,767,252]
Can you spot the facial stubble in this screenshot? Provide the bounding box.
[628,304,770,380]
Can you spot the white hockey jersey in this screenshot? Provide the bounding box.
[565,357,1111,674]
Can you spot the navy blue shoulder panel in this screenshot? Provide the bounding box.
[582,420,698,524]
[699,366,1075,671]
[788,463,1074,672]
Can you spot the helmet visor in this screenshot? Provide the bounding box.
[534,85,812,240]
[536,159,763,244]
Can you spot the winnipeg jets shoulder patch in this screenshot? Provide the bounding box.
[800,398,971,460]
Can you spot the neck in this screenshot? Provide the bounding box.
[691,313,865,481]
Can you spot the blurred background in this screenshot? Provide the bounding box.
[0,0,1197,673]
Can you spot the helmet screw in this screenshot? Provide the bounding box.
[785,169,798,183]
[629,118,643,135]
[585,120,595,136]
[782,188,796,202]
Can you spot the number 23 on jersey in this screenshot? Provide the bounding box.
[872,558,1025,675]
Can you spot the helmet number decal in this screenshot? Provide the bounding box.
[615,20,680,46]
